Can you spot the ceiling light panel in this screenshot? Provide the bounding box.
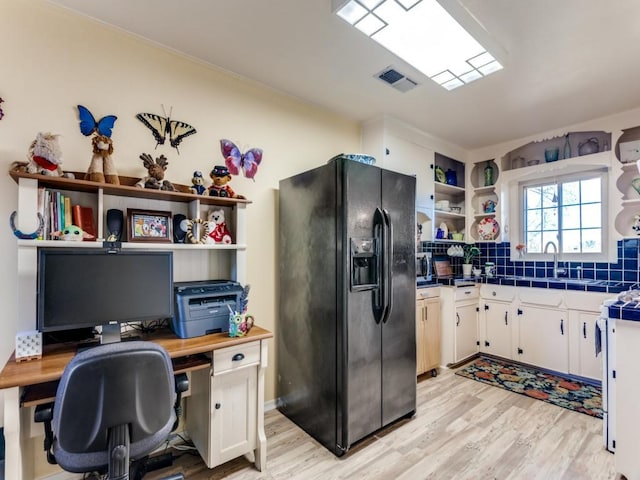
[333,0,505,90]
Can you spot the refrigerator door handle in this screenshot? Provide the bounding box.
[372,207,385,324]
[381,208,393,323]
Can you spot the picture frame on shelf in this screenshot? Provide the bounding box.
[127,208,172,243]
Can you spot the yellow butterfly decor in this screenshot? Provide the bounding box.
[136,105,196,154]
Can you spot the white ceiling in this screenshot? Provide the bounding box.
[48,0,640,149]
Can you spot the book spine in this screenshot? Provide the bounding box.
[64,196,72,228]
[37,187,45,240]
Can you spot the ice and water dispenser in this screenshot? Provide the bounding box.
[350,237,378,290]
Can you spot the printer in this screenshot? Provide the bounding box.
[171,280,244,339]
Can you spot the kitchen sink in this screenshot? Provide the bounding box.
[500,275,601,285]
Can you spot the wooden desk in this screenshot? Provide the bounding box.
[0,326,273,480]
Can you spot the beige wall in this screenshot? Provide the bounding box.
[0,0,361,427]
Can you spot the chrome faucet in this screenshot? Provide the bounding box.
[544,241,566,278]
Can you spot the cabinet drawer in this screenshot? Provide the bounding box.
[455,286,478,301]
[518,288,563,307]
[480,285,516,302]
[417,287,440,299]
[213,342,260,375]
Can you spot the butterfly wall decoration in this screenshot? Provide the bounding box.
[0,97,4,121]
[77,105,117,137]
[136,105,197,154]
[220,139,263,180]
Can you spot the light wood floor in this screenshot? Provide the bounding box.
[147,366,615,480]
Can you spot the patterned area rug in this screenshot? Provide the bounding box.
[455,356,603,419]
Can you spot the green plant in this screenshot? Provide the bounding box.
[463,245,480,264]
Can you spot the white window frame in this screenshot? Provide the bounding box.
[515,167,609,262]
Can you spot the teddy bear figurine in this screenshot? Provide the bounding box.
[208,165,244,199]
[190,170,207,195]
[206,209,232,244]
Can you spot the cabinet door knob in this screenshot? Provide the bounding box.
[215,402,221,410]
[583,322,587,339]
[232,353,245,362]
[456,312,460,326]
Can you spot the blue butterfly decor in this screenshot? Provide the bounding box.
[77,105,117,137]
[220,139,263,180]
[136,105,197,154]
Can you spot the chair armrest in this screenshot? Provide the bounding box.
[34,403,54,423]
[175,373,188,394]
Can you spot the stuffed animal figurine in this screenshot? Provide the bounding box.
[135,153,176,191]
[190,170,207,195]
[206,209,232,244]
[86,134,119,184]
[52,225,95,241]
[208,165,244,199]
[76,105,119,184]
[14,132,74,178]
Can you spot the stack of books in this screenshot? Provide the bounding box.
[37,187,96,240]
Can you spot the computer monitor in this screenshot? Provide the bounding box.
[37,248,173,343]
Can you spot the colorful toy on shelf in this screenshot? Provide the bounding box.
[135,153,176,191]
[15,132,74,178]
[77,105,119,184]
[228,284,253,337]
[51,225,95,241]
[208,165,244,198]
[9,211,44,240]
[189,171,207,195]
[206,209,232,244]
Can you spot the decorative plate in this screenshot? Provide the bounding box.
[477,217,499,240]
[434,165,446,183]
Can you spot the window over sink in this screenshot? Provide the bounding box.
[517,168,608,261]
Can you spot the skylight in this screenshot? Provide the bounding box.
[333,0,504,90]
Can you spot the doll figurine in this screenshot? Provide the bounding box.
[208,165,244,199]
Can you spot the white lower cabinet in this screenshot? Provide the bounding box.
[568,311,602,380]
[479,285,516,360]
[455,302,479,362]
[443,285,606,378]
[516,305,569,373]
[480,300,513,359]
[187,340,266,470]
[441,286,479,365]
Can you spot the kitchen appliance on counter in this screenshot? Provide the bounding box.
[417,252,432,285]
[277,157,416,457]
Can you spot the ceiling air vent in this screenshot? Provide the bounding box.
[376,67,419,93]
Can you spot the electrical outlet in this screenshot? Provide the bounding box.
[15,331,42,362]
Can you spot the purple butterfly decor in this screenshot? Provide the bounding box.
[220,139,263,180]
[0,97,4,121]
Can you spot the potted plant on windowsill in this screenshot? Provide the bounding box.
[462,245,480,278]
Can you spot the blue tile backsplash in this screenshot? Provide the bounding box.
[419,239,640,284]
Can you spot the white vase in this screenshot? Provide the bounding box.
[462,263,472,278]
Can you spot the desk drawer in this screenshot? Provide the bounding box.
[213,342,260,375]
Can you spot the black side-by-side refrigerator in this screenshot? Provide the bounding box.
[277,157,416,456]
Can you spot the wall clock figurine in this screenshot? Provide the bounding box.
[136,105,196,153]
[220,138,263,180]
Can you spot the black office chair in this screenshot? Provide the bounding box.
[34,341,186,480]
